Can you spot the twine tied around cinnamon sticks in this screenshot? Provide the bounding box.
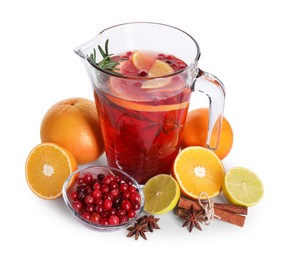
[198,192,220,225]
[176,194,248,227]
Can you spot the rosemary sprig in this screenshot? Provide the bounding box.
[87,39,123,75]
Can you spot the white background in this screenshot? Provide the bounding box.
[1,0,282,259]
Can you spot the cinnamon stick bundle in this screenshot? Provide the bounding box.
[177,196,247,227]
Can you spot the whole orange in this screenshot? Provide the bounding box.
[181,108,233,160]
[40,97,104,164]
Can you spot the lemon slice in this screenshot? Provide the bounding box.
[132,51,155,72]
[222,167,264,207]
[141,60,174,89]
[143,174,180,214]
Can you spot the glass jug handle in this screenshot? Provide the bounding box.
[192,69,226,150]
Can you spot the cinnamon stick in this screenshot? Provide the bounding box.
[177,196,246,227]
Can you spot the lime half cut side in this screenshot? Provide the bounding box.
[222,167,264,207]
[143,174,180,214]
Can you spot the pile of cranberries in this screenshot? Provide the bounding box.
[69,172,142,226]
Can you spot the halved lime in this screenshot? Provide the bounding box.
[143,174,180,214]
[222,167,264,207]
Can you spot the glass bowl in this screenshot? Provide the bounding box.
[62,165,144,231]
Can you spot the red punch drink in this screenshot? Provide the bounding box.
[94,51,190,184]
[75,23,225,185]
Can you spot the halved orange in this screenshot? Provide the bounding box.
[173,146,225,199]
[25,143,78,200]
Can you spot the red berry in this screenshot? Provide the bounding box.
[82,211,91,220]
[97,173,105,181]
[129,192,141,203]
[90,212,100,223]
[92,189,102,199]
[127,209,136,218]
[109,215,120,225]
[119,183,128,192]
[103,199,112,210]
[77,177,84,185]
[93,182,101,190]
[85,195,95,204]
[131,201,141,210]
[119,216,129,224]
[101,184,110,193]
[122,191,131,199]
[128,186,137,193]
[70,191,78,200]
[110,188,119,197]
[121,199,131,211]
[109,181,118,190]
[116,209,126,217]
[108,207,117,216]
[83,173,93,184]
[86,204,95,213]
[73,200,83,211]
[100,218,109,225]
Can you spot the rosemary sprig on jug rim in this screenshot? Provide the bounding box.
[87,39,123,75]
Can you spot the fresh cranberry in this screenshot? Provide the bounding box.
[119,183,128,192]
[93,182,101,190]
[94,198,103,205]
[70,191,78,200]
[92,189,102,199]
[110,188,119,197]
[109,181,118,190]
[126,51,133,58]
[138,70,148,77]
[100,218,109,225]
[83,173,93,184]
[76,185,86,193]
[116,209,126,217]
[103,176,112,184]
[103,193,114,201]
[129,192,141,203]
[127,209,136,218]
[90,212,100,223]
[95,205,103,214]
[100,211,110,219]
[85,186,93,195]
[115,176,122,183]
[108,207,117,216]
[131,201,141,210]
[128,186,137,193]
[86,204,95,213]
[122,191,131,199]
[103,199,112,210]
[157,53,166,60]
[73,200,83,211]
[77,177,84,185]
[119,216,129,224]
[97,173,105,181]
[82,211,91,220]
[85,195,95,204]
[101,184,110,193]
[77,191,86,201]
[121,199,131,211]
[109,215,120,225]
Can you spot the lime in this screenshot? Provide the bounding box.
[222,167,264,207]
[143,174,180,214]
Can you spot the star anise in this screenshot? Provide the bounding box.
[177,205,204,232]
[127,215,160,240]
[127,222,148,240]
[138,215,160,232]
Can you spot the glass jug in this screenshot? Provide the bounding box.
[75,22,225,184]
